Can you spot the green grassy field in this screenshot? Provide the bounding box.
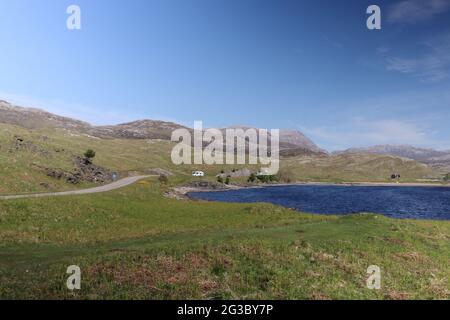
[0,178,448,299]
[1,123,449,299]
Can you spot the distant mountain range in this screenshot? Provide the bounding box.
[0,100,325,155]
[335,144,450,162]
[336,145,450,171]
[0,100,91,131]
[2,100,450,172]
[1,99,446,188]
[0,100,187,140]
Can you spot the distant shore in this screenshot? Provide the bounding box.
[277,181,450,188]
[172,180,450,198]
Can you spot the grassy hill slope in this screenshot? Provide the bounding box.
[281,153,434,183]
[0,122,441,193]
[0,179,448,299]
[0,123,186,193]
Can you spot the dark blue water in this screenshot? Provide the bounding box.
[188,185,450,220]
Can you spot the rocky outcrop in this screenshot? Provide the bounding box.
[9,135,49,156]
[217,168,251,178]
[164,181,230,200]
[72,156,116,183]
[183,180,228,190]
[45,157,116,184]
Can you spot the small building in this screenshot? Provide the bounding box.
[192,171,205,177]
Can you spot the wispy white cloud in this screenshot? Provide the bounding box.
[387,0,450,24]
[323,35,344,49]
[303,117,450,152]
[377,47,391,54]
[385,33,450,82]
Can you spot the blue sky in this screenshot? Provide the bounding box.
[1,0,450,151]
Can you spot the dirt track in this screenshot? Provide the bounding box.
[0,175,154,200]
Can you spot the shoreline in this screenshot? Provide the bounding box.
[172,180,450,197]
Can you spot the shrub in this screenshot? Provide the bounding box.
[247,173,257,183]
[84,149,96,160]
[217,176,224,183]
[158,175,168,184]
[257,175,277,183]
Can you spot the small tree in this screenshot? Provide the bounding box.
[247,173,256,183]
[225,176,230,185]
[84,149,96,162]
[217,176,224,184]
[444,173,450,182]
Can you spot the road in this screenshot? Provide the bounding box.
[0,175,155,200]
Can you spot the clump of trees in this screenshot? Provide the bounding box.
[247,172,280,184]
[256,174,277,183]
[247,173,257,183]
[217,175,231,185]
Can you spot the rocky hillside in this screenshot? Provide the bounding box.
[221,126,326,155]
[0,100,90,131]
[0,100,188,141]
[0,100,325,154]
[88,120,188,140]
[279,129,325,153]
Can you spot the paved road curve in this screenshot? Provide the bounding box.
[0,175,155,200]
